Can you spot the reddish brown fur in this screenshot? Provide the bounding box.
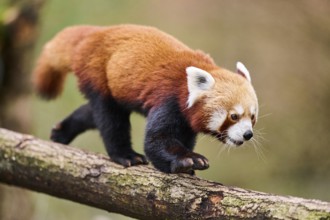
[33,25,255,133]
[33,26,106,99]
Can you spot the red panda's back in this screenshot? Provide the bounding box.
[45,26,105,72]
[73,25,216,111]
[103,25,215,110]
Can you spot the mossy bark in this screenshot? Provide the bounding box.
[0,128,329,220]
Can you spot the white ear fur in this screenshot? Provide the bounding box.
[236,62,251,82]
[186,66,215,108]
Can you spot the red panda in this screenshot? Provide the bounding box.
[33,25,258,174]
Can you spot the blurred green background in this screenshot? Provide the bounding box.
[15,0,330,219]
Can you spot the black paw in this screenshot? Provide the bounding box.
[170,152,209,174]
[50,123,72,144]
[111,151,149,167]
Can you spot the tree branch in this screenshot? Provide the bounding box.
[0,128,329,219]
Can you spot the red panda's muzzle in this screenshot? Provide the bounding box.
[211,131,245,146]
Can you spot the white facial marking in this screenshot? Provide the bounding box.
[207,109,227,131]
[227,119,252,145]
[250,106,258,119]
[233,104,244,115]
[250,106,255,115]
[236,61,251,82]
[186,66,215,108]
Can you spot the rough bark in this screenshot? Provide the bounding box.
[0,128,329,220]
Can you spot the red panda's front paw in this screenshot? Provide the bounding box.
[110,151,149,167]
[170,152,209,174]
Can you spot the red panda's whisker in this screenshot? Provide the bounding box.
[251,138,267,163]
[258,113,272,120]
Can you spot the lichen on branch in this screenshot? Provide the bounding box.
[0,128,329,220]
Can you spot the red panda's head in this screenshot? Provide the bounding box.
[186,62,258,146]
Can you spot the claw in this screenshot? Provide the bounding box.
[170,152,209,173]
[111,151,148,167]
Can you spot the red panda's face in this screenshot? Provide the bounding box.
[207,102,258,146]
[186,62,258,146]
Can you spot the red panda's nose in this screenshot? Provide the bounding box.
[243,130,253,141]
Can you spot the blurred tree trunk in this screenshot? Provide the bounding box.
[0,0,44,219]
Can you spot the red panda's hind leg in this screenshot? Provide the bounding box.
[85,85,148,167]
[51,103,96,144]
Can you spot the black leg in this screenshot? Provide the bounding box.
[51,103,96,144]
[144,98,209,174]
[87,90,148,167]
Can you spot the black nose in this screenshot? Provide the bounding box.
[243,130,253,141]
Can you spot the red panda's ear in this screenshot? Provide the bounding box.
[186,66,215,108]
[236,62,251,82]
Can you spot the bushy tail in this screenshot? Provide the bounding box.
[33,52,69,100]
[33,26,106,99]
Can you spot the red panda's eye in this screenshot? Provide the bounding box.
[230,114,239,121]
[251,114,255,120]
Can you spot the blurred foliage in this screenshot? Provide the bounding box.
[27,0,330,219]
